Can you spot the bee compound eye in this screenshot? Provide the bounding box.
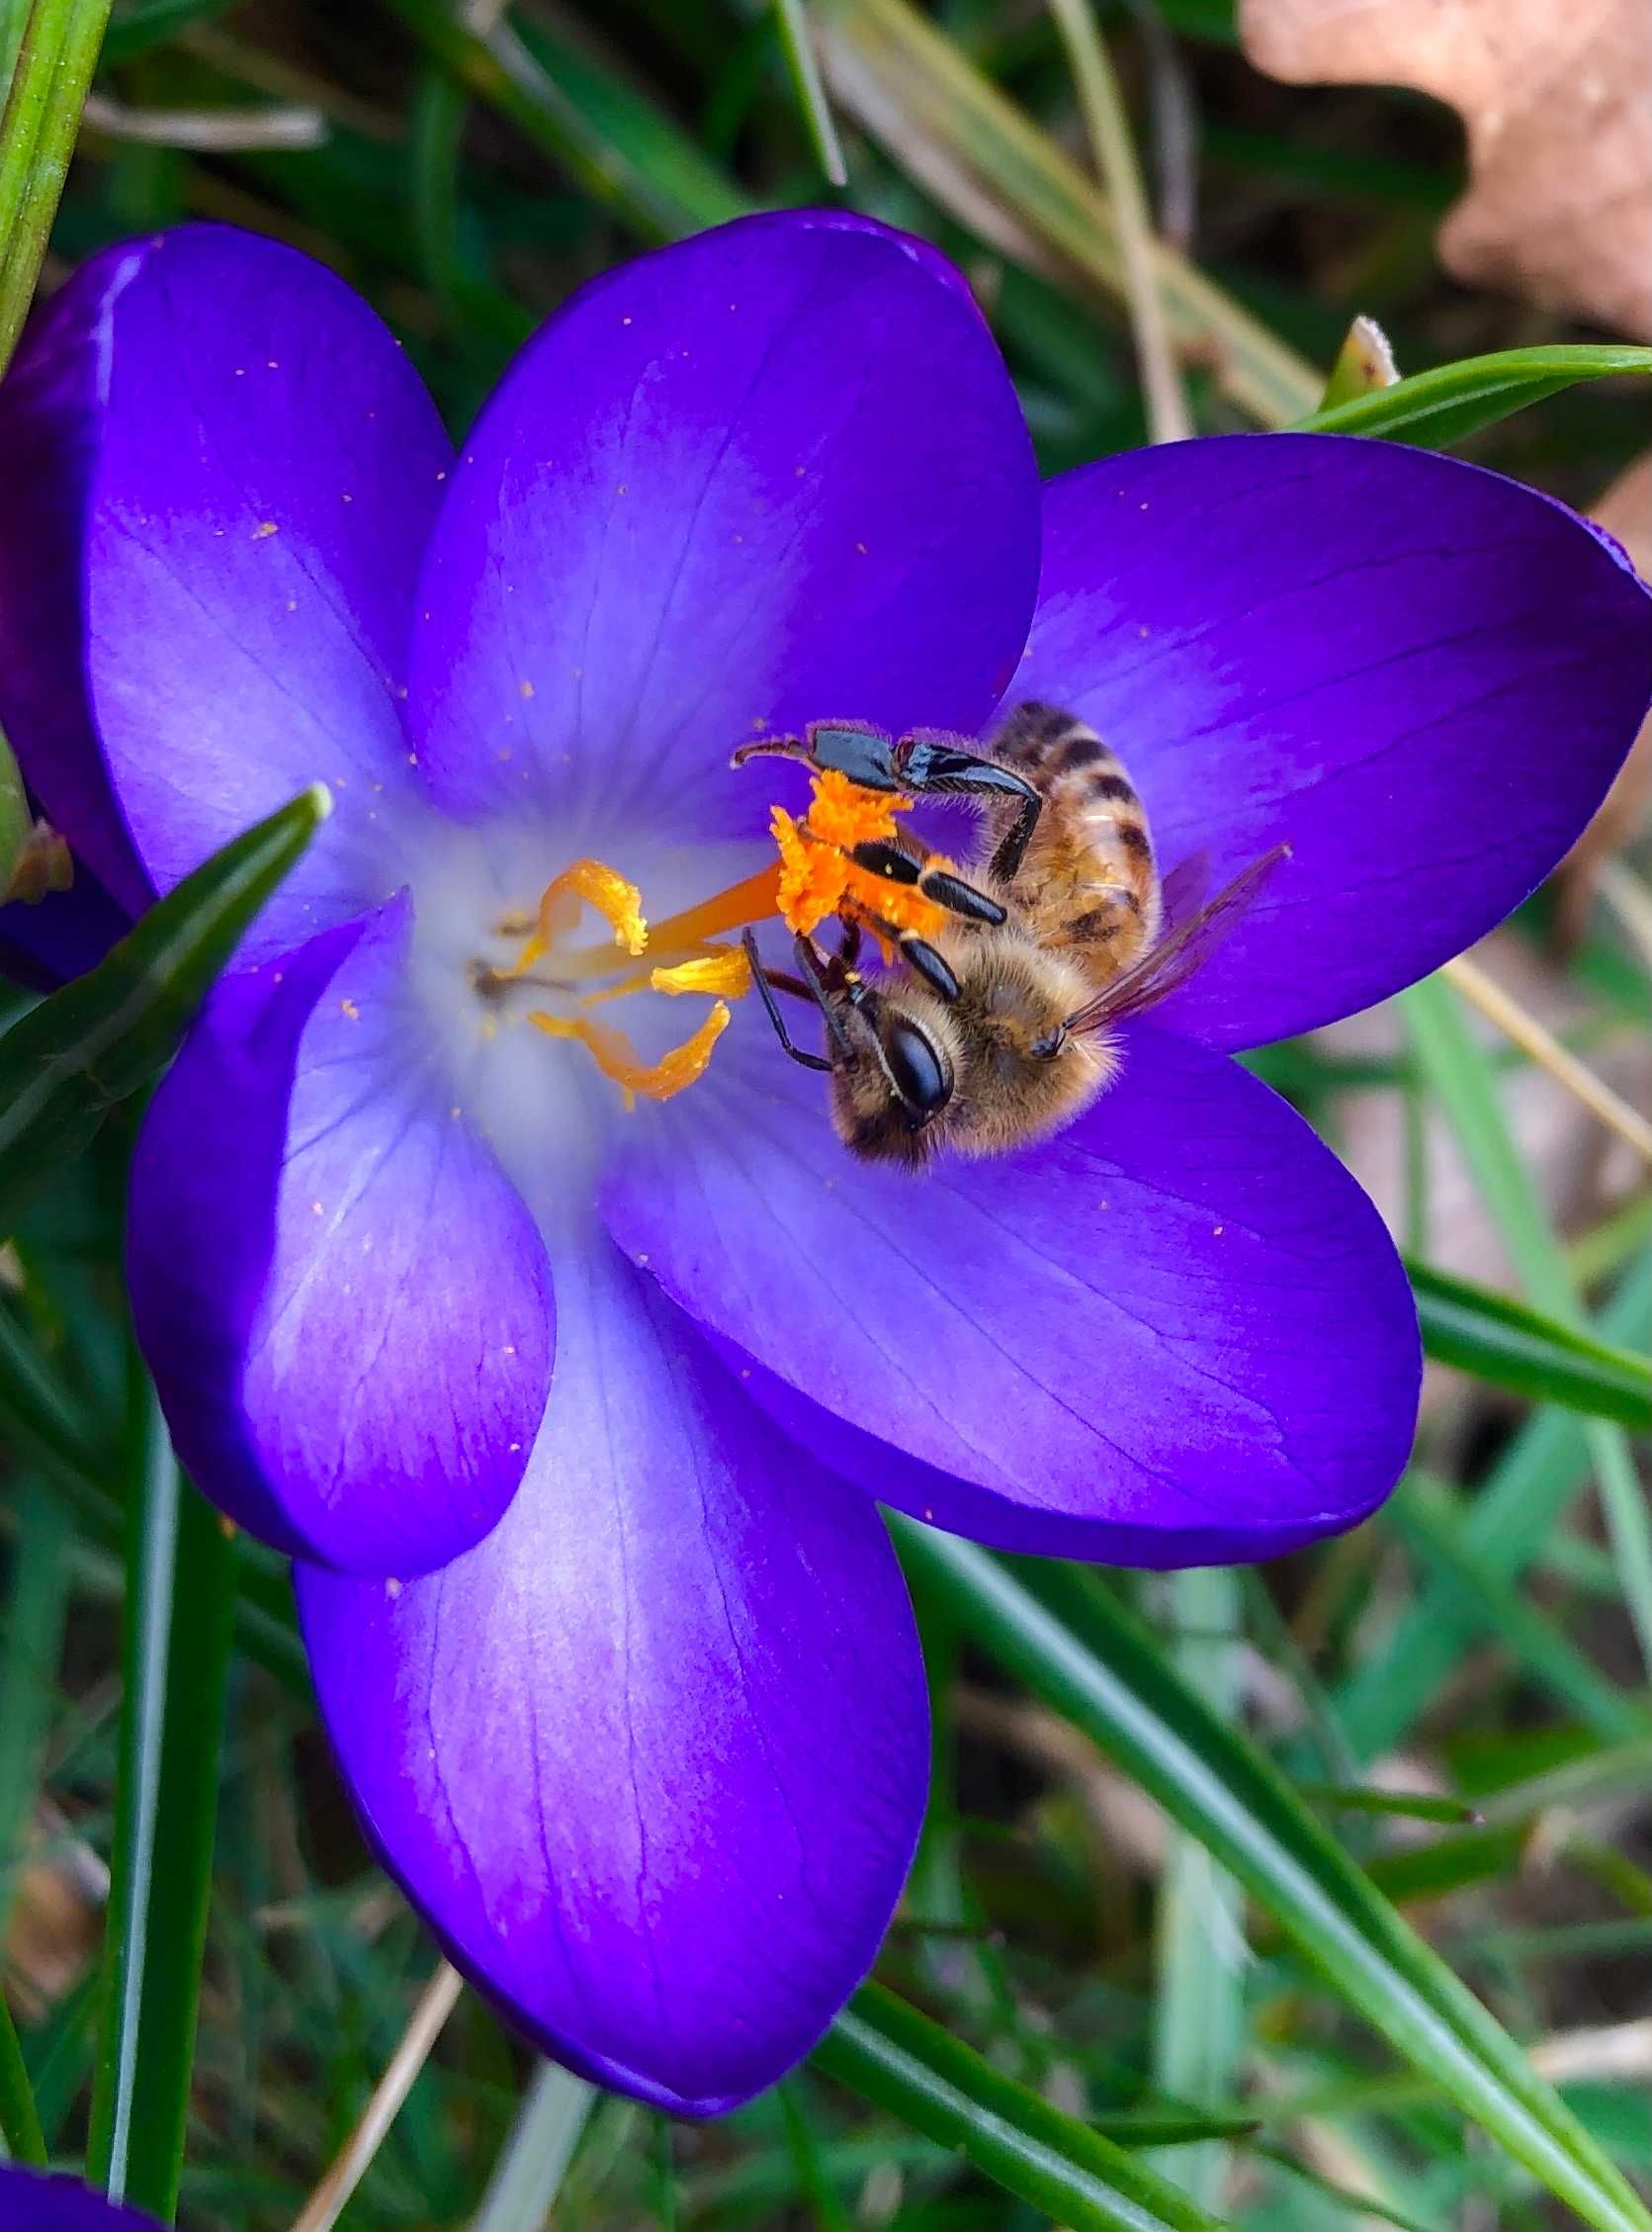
[881,1018,953,1122]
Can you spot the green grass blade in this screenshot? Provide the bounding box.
[0,0,115,375]
[774,0,847,187]
[813,1981,1228,2231]
[895,1522,1652,2232]
[85,1389,236,2220]
[0,1986,45,2165]
[0,1477,73,1940]
[1408,1258,1652,1427]
[379,0,748,241]
[1335,1261,1651,1759]
[1294,345,1652,445]
[0,786,328,1235]
[1403,975,1652,1684]
[819,0,1321,426]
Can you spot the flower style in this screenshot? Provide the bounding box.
[1,211,1646,2115]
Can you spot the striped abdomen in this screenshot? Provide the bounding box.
[977,701,1162,990]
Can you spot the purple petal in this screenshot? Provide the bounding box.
[0,867,128,988]
[600,1026,1420,1564]
[0,258,151,915]
[128,899,552,1575]
[0,2170,160,2232]
[1013,434,1652,1048]
[75,227,452,962]
[408,210,1039,840]
[297,1243,927,2113]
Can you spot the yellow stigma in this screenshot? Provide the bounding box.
[494,855,768,1106]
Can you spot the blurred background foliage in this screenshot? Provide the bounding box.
[1,1,1650,2228]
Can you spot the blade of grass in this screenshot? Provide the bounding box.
[470,2059,597,2232]
[1403,974,1652,1686]
[774,0,847,187]
[813,1981,1228,2231]
[1294,345,1652,446]
[1407,1258,1652,1428]
[1151,1567,1243,2209]
[1334,1258,1651,1760]
[895,1522,1652,2232]
[0,1989,45,2166]
[0,0,116,375]
[0,785,330,1233]
[819,0,1321,426]
[85,1385,235,2220]
[0,1478,72,1939]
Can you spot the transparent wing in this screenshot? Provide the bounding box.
[1064,844,1291,1035]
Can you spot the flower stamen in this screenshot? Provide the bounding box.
[771,770,950,945]
[527,1003,733,1107]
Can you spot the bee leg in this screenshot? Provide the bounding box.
[731,720,904,790]
[846,902,960,1003]
[740,930,834,1072]
[847,839,1005,927]
[792,930,858,1057]
[890,735,1044,884]
[729,733,810,771]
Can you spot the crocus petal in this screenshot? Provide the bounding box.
[409,209,1040,841]
[0,2169,160,2232]
[297,1241,926,2114]
[601,1026,1420,1564]
[128,899,552,1575]
[1012,433,1652,1048]
[0,260,150,914]
[0,867,128,988]
[76,227,452,961]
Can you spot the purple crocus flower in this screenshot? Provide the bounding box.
[1,211,1646,2116]
[0,2168,159,2232]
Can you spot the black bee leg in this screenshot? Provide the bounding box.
[835,915,864,971]
[740,930,833,1072]
[790,931,857,1059]
[846,903,960,1003]
[848,839,1005,927]
[730,733,810,771]
[732,720,905,790]
[890,734,1044,885]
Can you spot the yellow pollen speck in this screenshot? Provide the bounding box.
[855,541,868,555]
[519,678,535,700]
[622,315,633,325]
[286,599,299,612]
[386,1577,402,1599]
[310,1201,324,1216]
[340,998,360,1021]
[252,520,278,540]
[267,360,279,370]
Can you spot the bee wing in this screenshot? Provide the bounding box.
[1064,844,1291,1034]
[1160,847,1212,927]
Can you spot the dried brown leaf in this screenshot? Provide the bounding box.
[1239,0,1652,337]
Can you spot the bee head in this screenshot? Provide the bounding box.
[827,985,958,1168]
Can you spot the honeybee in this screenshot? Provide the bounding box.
[736,703,1287,1169]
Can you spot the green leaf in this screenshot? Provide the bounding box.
[1319,313,1399,408]
[820,0,1322,427]
[0,1986,45,2166]
[0,786,328,1235]
[0,0,116,375]
[85,1387,236,2222]
[894,1522,1652,2232]
[1409,1258,1652,1429]
[814,1982,1229,2231]
[1403,977,1652,1687]
[1294,345,1652,446]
